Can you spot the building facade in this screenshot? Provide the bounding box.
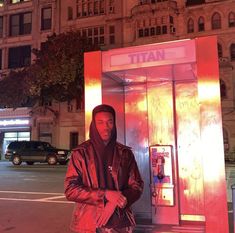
[0,0,234,159]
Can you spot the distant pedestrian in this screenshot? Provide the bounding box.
[64,104,143,233]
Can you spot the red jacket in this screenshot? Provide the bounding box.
[64,140,144,232]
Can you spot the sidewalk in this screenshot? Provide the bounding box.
[134,218,205,233]
[133,202,233,233]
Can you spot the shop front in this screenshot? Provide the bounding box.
[0,108,31,160]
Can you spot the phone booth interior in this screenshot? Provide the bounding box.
[84,37,229,232]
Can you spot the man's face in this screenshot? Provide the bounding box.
[95,111,114,143]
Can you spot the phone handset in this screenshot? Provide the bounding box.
[156,155,165,180]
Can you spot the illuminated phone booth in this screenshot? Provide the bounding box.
[84,36,229,233]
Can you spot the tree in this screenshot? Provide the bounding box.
[0,30,98,109]
[0,69,34,108]
[27,30,98,106]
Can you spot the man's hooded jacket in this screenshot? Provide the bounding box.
[64,104,144,232]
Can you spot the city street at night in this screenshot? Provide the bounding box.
[0,160,234,233]
[0,161,74,233]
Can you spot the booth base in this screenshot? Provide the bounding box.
[134,219,205,233]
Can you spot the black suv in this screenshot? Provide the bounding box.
[5,141,70,166]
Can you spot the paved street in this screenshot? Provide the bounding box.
[0,160,234,233]
[0,161,74,233]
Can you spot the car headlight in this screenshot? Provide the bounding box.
[57,151,65,155]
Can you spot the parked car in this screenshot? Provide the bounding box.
[5,140,71,166]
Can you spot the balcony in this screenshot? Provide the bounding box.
[131,0,178,17]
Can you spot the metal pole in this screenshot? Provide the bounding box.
[232,184,235,233]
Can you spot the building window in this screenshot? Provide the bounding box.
[162,25,167,34]
[80,26,105,45]
[10,12,32,36]
[211,12,221,30]
[82,2,87,16]
[0,16,3,38]
[230,43,235,61]
[0,49,2,70]
[76,0,105,18]
[140,0,148,4]
[220,79,227,99]
[8,45,31,68]
[41,7,52,30]
[109,25,115,45]
[156,26,161,35]
[70,132,79,150]
[198,16,205,31]
[150,27,155,36]
[137,17,171,38]
[144,28,149,36]
[100,0,105,14]
[228,12,235,27]
[39,122,52,144]
[223,128,229,152]
[187,18,194,33]
[10,0,30,3]
[217,43,223,58]
[88,2,93,15]
[138,29,144,37]
[68,6,73,20]
[109,0,115,13]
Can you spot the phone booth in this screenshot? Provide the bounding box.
[84,36,229,233]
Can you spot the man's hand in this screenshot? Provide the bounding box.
[105,190,127,208]
[96,201,116,227]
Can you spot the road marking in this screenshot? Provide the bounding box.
[0,190,64,195]
[0,190,73,204]
[36,195,66,201]
[0,197,73,204]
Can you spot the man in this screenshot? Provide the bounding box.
[64,104,144,233]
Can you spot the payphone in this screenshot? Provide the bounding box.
[149,145,174,209]
[84,37,229,232]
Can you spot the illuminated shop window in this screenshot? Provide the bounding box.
[198,16,205,31]
[228,12,235,27]
[211,12,221,30]
[18,132,30,138]
[5,132,17,138]
[9,12,32,36]
[10,0,30,3]
[187,18,194,33]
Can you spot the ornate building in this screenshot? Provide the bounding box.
[0,0,234,159]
